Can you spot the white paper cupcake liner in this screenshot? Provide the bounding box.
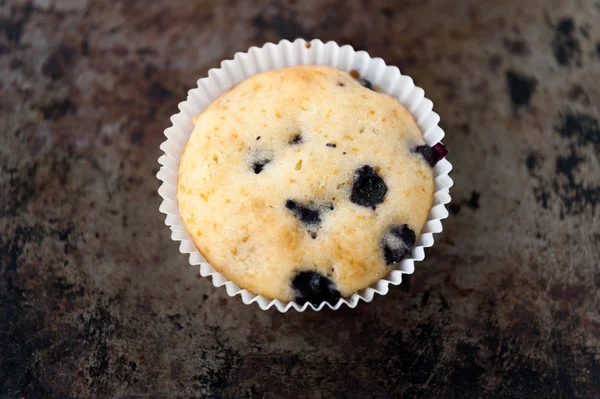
[157,39,453,312]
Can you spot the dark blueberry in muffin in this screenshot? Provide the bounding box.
[291,271,341,306]
[412,145,433,165]
[252,159,270,174]
[285,200,321,225]
[326,143,337,148]
[250,149,273,174]
[285,200,335,238]
[358,78,374,91]
[381,224,416,265]
[289,134,303,145]
[350,165,388,207]
[349,70,375,91]
[412,142,448,166]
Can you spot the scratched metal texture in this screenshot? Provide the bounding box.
[1,0,599,397]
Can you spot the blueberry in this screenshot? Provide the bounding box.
[412,142,448,166]
[285,200,334,238]
[349,70,375,91]
[285,200,321,225]
[412,145,433,165]
[381,224,416,265]
[250,149,273,174]
[252,159,271,174]
[289,134,302,145]
[358,78,375,91]
[350,165,388,208]
[291,271,341,306]
[431,142,448,162]
[326,143,337,148]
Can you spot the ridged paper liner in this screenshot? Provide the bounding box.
[157,39,453,312]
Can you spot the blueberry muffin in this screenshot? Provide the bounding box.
[177,66,447,305]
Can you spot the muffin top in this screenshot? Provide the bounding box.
[178,65,440,305]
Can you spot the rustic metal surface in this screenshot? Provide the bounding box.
[1,0,600,397]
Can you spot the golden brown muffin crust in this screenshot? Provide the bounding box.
[178,66,434,301]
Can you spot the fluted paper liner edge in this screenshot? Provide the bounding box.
[157,39,453,312]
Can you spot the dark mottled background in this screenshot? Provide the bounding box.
[1,0,599,398]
